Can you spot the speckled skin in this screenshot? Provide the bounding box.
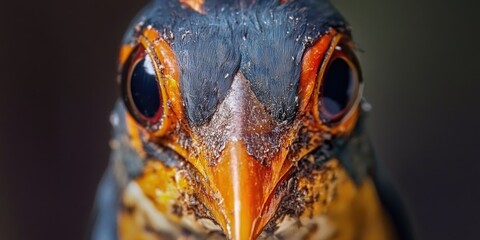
[91,1,413,239]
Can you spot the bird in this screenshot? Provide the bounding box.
[91,0,413,239]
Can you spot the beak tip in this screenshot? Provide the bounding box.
[201,141,279,240]
[227,216,257,240]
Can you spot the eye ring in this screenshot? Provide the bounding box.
[120,30,177,134]
[312,37,363,128]
[119,28,181,136]
[121,43,165,130]
[319,55,361,123]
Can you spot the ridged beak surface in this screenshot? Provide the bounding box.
[190,73,296,239]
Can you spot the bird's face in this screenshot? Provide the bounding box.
[117,1,362,239]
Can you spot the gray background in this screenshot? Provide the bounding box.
[0,0,479,239]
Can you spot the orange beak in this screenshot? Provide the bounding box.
[188,73,295,239]
[196,139,293,240]
[214,141,277,239]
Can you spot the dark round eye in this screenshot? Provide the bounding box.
[319,57,359,122]
[122,45,164,127]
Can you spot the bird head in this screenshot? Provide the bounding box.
[117,0,363,239]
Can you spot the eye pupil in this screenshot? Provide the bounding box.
[130,57,161,118]
[320,57,356,121]
[122,45,164,126]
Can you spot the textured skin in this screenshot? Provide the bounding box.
[122,0,347,124]
[91,104,412,239]
[91,1,413,239]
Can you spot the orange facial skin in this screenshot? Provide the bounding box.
[298,30,336,113]
[116,27,390,240]
[179,0,206,14]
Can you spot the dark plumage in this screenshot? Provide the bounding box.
[122,0,348,124]
[91,1,414,239]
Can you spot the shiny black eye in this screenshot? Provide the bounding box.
[130,55,160,118]
[319,57,359,122]
[122,45,164,126]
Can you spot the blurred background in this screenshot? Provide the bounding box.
[0,0,479,239]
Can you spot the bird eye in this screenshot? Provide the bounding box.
[122,44,164,127]
[319,54,360,123]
